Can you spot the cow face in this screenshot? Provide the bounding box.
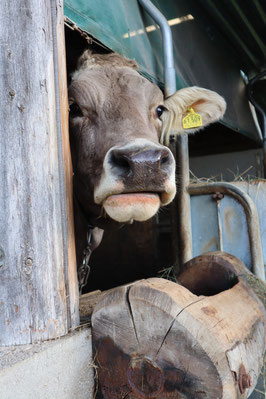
[69,51,226,226]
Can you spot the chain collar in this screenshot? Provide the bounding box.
[78,225,93,294]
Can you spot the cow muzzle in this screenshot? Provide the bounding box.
[94,139,176,223]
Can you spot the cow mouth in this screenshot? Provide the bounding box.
[103,192,161,223]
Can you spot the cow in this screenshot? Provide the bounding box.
[68,50,226,286]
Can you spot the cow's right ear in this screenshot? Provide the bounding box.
[160,86,226,145]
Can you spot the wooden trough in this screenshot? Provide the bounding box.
[84,252,265,399]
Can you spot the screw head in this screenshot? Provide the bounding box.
[212,192,224,201]
[239,364,252,394]
[9,89,16,97]
[25,258,33,267]
[23,257,33,275]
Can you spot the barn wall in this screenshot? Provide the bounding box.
[190,148,264,181]
[0,0,79,345]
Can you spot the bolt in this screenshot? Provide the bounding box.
[24,257,33,275]
[212,192,224,201]
[242,374,251,388]
[25,258,32,267]
[239,364,252,394]
[9,89,16,97]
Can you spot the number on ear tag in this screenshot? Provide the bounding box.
[182,107,202,129]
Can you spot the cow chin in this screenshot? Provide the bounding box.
[103,193,161,223]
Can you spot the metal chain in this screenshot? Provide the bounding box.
[78,227,93,294]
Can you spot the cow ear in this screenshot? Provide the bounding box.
[160,87,226,145]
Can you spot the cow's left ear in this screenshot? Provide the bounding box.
[160,86,226,145]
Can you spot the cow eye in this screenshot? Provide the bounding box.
[69,103,83,118]
[156,105,166,119]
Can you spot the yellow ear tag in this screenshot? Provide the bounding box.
[182,107,202,129]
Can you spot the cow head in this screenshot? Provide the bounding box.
[69,51,226,227]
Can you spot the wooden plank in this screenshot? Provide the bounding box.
[80,290,102,317]
[55,0,79,329]
[0,0,79,345]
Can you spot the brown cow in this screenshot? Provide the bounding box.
[68,50,226,275]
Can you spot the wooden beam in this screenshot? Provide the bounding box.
[55,0,79,331]
[91,253,265,398]
[0,0,79,345]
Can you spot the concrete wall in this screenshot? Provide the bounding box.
[0,327,94,399]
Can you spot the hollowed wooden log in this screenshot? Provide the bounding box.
[91,252,265,399]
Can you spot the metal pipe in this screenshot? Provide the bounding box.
[216,200,224,251]
[188,182,265,280]
[138,0,176,97]
[175,135,193,266]
[138,0,193,268]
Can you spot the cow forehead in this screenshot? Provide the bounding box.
[69,66,163,109]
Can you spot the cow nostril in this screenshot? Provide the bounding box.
[112,154,129,168]
[159,152,171,170]
[160,155,169,166]
[110,151,131,176]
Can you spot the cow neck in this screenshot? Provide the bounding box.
[74,194,94,230]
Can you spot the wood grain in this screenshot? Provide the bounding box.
[91,253,265,398]
[55,0,79,330]
[0,0,79,345]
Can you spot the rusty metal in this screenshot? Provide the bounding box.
[212,192,224,251]
[188,182,265,280]
[212,192,224,201]
[238,364,252,394]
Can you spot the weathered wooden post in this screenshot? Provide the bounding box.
[91,252,265,398]
[0,0,79,345]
